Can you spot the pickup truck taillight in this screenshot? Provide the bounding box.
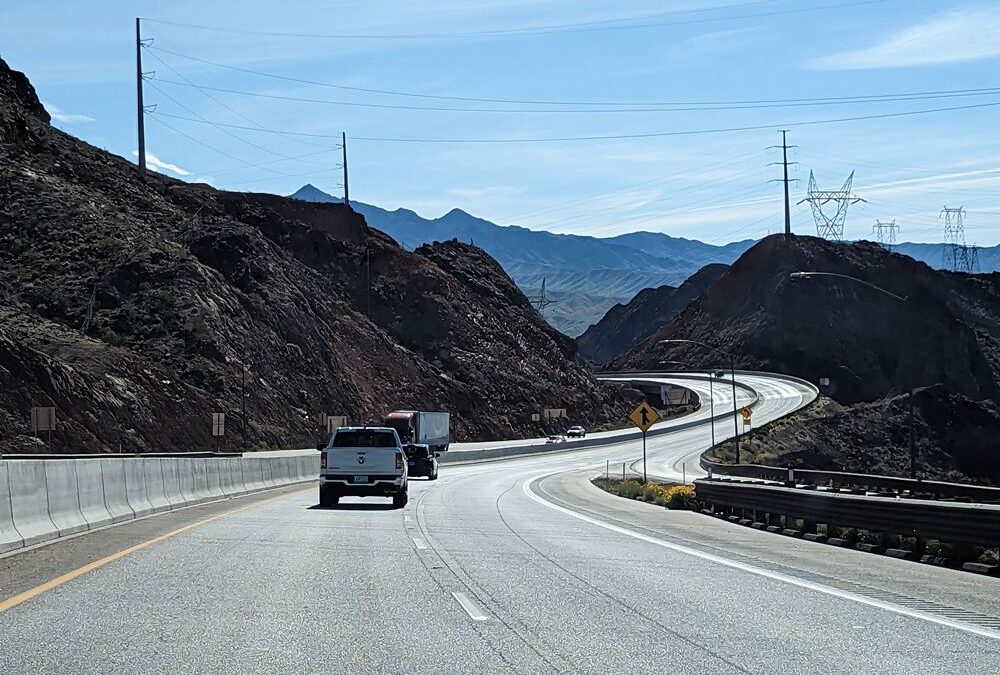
[395,452,404,470]
[321,451,327,469]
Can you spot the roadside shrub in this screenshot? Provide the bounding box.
[663,484,697,510]
[591,477,698,511]
[617,480,645,499]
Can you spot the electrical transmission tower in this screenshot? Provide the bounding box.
[872,219,898,250]
[529,278,557,316]
[798,171,865,241]
[940,206,979,273]
[767,130,798,235]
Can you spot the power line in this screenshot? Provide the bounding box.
[147,114,339,179]
[140,1,893,40]
[146,80,307,171]
[150,76,1000,114]
[143,47,338,155]
[149,98,1000,144]
[144,44,1000,109]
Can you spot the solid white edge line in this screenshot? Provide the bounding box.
[523,473,1000,642]
[452,591,490,621]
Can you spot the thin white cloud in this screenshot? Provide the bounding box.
[811,7,1000,70]
[40,101,95,124]
[130,150,191,176]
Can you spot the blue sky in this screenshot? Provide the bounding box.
[3,0,1000,244]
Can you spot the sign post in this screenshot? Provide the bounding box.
[628,401,661,483]
[212,412,226,452]
[740,406,753,462]
[31,406,56,448]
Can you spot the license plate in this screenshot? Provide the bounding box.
[354,475,368,484]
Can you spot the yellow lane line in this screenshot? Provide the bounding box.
[0,489,299,614]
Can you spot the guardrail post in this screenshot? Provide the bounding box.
[786,467,794,487]
[707,466,713,481]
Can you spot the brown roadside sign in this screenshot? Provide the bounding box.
[628,401,661,433]
[741,406,752,420]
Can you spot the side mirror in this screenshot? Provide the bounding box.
[316,442,325,452]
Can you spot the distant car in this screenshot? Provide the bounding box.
[545,435,566,444]
[566,426,587,438]
[402,443,439,480]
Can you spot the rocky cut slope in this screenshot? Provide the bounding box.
[0,58,622,453]
[576,264,728,364]
[614,234,1000,404]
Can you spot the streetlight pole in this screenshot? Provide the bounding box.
[660,339,741,464]
[659,359,715,449]
[789,270,916,478]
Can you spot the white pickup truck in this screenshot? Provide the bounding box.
[318,427,409,508]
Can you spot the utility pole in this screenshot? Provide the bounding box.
[135,17,147,180]
[342,131,349,207]
[768,131,797,235]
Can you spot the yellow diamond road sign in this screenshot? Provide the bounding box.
[628,401,660,433]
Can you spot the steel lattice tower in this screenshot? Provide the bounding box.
[799,171,866,241]
[941,206,966,271]
[872,219,899,250]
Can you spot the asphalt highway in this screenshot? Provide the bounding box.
[2,374,998,674]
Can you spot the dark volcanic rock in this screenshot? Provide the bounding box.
[615,234,1000,404]
[733,387,1000,485]
[576,263,728,364]
[0,57,622,453]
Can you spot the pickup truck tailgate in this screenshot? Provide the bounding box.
[324,448,398,478]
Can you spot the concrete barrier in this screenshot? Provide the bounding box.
[0,462,23,553]
[44,460,88,537]
[123,458,154,518]
[298,454,316,480]
[245,457,266,492]
[204,458,224,499]
[143,458,171,512]
[191,458,210,502]
[218,459,239,496]
[75,459,113,530]
[260,457,277,488]
[100,459,134,523]
[176,457,198,504]
[160,458,184,506]
[7,461,55,547]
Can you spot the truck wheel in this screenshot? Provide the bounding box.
[319,485,338,507]
[430,468,439,481]
[392,489,408,509]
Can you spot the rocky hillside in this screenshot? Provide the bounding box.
[715,387,1000,485]
[576,264,728,364]
[614,234,1000,404]
[0,58,623,453]
[291,184,754,336]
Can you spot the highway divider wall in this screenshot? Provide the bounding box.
[440,374,761,466]
[0,453,319,555]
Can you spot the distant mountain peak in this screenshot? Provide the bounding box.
[291,184,340,202]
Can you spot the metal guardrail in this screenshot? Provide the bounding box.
[694,479,1000,545]
[699,460,1000,503]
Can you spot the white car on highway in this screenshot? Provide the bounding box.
[318,427,409,508]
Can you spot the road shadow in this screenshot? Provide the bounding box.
[307,503,399,511]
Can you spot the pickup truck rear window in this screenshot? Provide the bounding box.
[332,430,397,447]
